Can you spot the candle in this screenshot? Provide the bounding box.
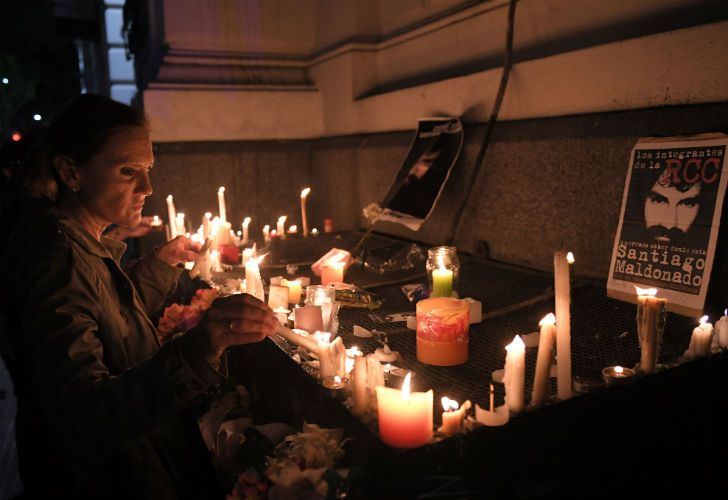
[431,254,453,298]
[503,335,525,414]
[685,315,714,360]
[285,279,302,305]
[217,187,227,223]
[531,313,556,408]
[273,306,290,326]
[268,284,289,311]
[293,305,324,334]
[244,254,266,302]
[602,365,636,385]
[263,224,270,242]
[300,187,311,237]
[175,213,186,239]
[553,249,573,400]
[376,373,433,449]
[165,195,177,239]
[317,334,346,380]
[274,322,319,353]
[241,216,251,244]
[345,346,362,375]
[241,247,254,266]
[287,225,298,234]
[151,215,162,227]
[716,309,728,349]
[321,262,345,285]
[311,228,319,236]
[277,216,287,240]
[416,297,469,366]
[475,384,510,427]
[439,397,471,436]
[635,286,667,373]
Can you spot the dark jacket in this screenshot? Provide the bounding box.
[1,200,226,499]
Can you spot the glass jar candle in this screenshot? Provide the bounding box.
[426,246,460,298]
[305,284,340,335]
[416,297,469,366]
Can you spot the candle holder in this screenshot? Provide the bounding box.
[322,376,349,400]
[426,246,460,298]
[602,365,636,385]
[305,285,340,335]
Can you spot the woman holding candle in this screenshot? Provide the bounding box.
[0,94,279,498]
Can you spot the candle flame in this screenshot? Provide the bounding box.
[441,397,459,411]
[539,313,556,326]
[218,186,225,194]
[166,194,173,201]
[205,212,212,219]
[437,254,446,271]
[313,331,331,344]
[278,215,287,223]
[301,187,311,198]
[635,286,657,297]
[263,224,270,232]
[566,252,575,264]
[699,315,709,325]
[254,253,268,265]
[348,346,362,357]
[270,230,277,236]
[288,225,298,233]
[236,230,242,236]
[402,372,412,400]
[334,375,341,384]
[506,335,525,351]
[725,308,727,316]
[311,228,319,235]
[615,366,624,375]
[243,217,251,225]
[272,307,289,314]
[383,363,392,372]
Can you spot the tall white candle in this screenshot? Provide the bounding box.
[685,315,714,360]
[716,309,728,349]
[263,224,270,242]
[503,335,525,414]
[165,195,177,239]
[202,212,212,239]
[300,187,311,237]
[635,286,667,373]
[242,216,251,244]
[277,216,287,240]
[175,213,186,239]
[553,249,573,400]
[244,254,265,302]
[217,187,227,223]
[531,313,556,407]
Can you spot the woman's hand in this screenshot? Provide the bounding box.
[194,293,278,361]
[155,236,201,267]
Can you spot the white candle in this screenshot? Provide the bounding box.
[318,334,346,380]
[268,284,289,311]
[716,309,728,349]
[242,216,251,244]
[300,187,311,237]
[263,224,270,242]
[217,187,227,223]
[635,286,667,373]
[165,195,177,239]
[293,305,324,334]
[439,397,470,436]
[531,313,556,407]
[175,213,186,239]
[553,249,573,400]
[503,335,525,414]
[209,249,222,272]
[685,315,714,360]
[244,254,266,302]
[202,212,212,239]
[277,216,287,240]
[151,215,161,227]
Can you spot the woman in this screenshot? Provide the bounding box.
[0,94,277,498]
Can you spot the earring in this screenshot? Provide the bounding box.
[72,185,79,193]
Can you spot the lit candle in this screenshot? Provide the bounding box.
[241,247,254,266]
[217,187,227,223]
[531,313,556,408]
[439,397,471,436]
[431,254,453,298]
[263,224,270,242]
[287,225,298,234]
[268,284,289,311]
[244,254,266,302]
[376,373,433,449]
[553,249,573,400]
[685,315,714,360]
[716,309,728,349]
[601,365,636,385]
[175,213,186,239]
[635,286,667,374]
[202,212,212,239]
[241,216,251,244]
[503,335,525,414]
[277,216,287,240]
[321,261,345,285]
[311,228,319,236]
[165,195,177,239]
[300,187,311,237]
[316,333,346,380]
[416,297,469,366]
[285,279,302,305]
[151,215,162,227]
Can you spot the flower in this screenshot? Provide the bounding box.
[157,288,220,343]
[362,202,383,222]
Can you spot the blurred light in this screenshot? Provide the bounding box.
[33,114,42,121]
[1,77,8,84]
[11,132,22,142]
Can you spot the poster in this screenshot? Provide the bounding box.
[378,117,464,231]
[607,133,728,317]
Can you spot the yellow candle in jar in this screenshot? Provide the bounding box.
[431,254,453,297]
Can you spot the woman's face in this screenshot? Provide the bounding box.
[77,125,154,228]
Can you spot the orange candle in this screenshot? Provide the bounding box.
[376,373,433,448]
[321,261,345,285]
[416,297,469,366]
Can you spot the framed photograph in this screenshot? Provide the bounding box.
[607,133,728,317]
[379,117,464,231]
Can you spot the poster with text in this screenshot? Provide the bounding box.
[379,117,464,231]
[607,133,728,318]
